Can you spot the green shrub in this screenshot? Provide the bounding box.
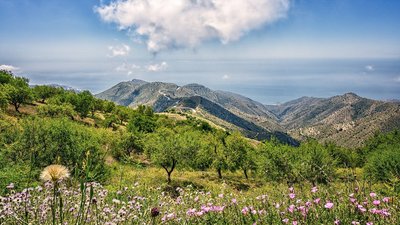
[364,146,400,182]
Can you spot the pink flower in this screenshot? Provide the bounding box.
[314,198,321,204]
[324,202,334,209]
[373,200,380,205]
[232,198,237,204]
[218,193,224,198]
[282,218,289,224]
[369,192,377,198]
[351,221,360,225]
[366,222,373,225]
[350,198,356,203]
[383,197,390,203]
[289,193,296,199]
[289,187,294,192]
[288,204,295,213]
[311,186,318,193]
[241,207,249,215]
[292,221,298,225]
[334,219,340,225]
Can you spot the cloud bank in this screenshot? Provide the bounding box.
[147,62,168,72]
[108,44,131,57]
[96,0,290,53]
[0,64,20,72]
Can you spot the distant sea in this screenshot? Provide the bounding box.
[26,58,400,105]
[154,58,400,104]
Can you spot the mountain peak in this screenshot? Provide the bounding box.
[130,79,147,85]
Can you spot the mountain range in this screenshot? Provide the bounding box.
[96,79,400,148]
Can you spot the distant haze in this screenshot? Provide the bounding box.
[20,58,400,105]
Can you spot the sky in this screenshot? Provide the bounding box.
[0,0,399,104]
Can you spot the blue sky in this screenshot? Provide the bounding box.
[0,0,399,103]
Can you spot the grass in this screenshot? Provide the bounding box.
[2,163,399,224]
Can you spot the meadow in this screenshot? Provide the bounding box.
[1,70,400,224]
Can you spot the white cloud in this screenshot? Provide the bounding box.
[115,63,141,76]
[365,65,374,71]
[96,0,290,53]
[147,61,168,72]
[222,74,230,80]
[108,44,131,57]
[0,64,19,71]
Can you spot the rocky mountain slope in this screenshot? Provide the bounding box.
[97,79,400,148]
[96,79,295,145]
[265,93,400,147]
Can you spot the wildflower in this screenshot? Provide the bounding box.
[324,202,333,209]
[194,196,199,202]
[151,207,160,217]
[292,221,298,225]
[232,198,237,204]
[186,208,196,216]
[314,198,321,204]
[40,165,70,182]
[282,218,289,224]
[311,186,318,193]
[218,193,224,198]
[289,193,296,199]
[6,183,14,189]
[289,187,294,192]
[373,200,380,205]
[334,219,340,225]
[288,204,295,213]
[383,197,390,203]
[366,222,373,225]
[350,198,356,203]
[241,207,249,215]
[351,221,360,225]
[369,192,377,198]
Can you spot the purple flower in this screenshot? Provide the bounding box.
[314,198,321,204]
[369,192,377,198]
[282,218,289,224]
[232,198,237,204]
[151,207,160,217]
[324,202,333,209]
[334,219,340,225]
[289,193,296,199]
[311,186,318,193]
[373,200,380,205]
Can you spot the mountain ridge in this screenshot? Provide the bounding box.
[96,79,400,148]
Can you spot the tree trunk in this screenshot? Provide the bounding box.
[217,168,222,179]
[14,103,20,113]
[243,169,248,180]
[167,172,172,184]
[162,159,176,184]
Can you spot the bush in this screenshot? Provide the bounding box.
[9,117,108,181]
[37,103,76,119]
[364,146,400,182]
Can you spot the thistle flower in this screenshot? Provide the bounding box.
[40,165,70,182]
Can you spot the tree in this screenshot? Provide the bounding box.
[0,86,9,111]
[3,76,33,113]
[144,127,197,183]
[74,91,95,117]
[114,106,130,125]
[128,105,157,133]
[225,131,256,179]
[0,70,13,84]
[197,130,229,179]
[33,85,62,103]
